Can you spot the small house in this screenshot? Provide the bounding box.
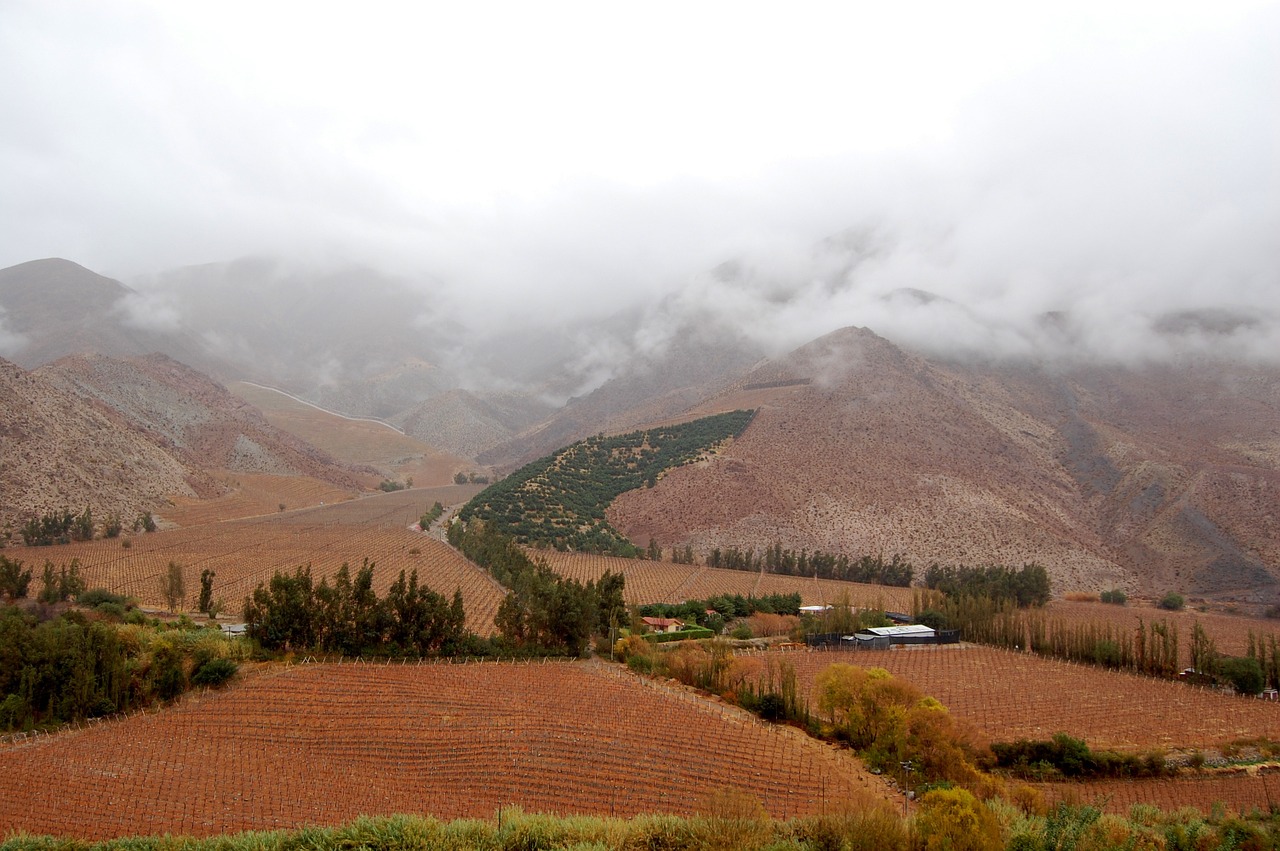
[641,616,685,634]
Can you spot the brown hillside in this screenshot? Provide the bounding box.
[39,353,369,492]
[0,357,211,536]
[608,327,1280,602]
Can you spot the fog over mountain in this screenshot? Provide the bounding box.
[1,2,1276,384]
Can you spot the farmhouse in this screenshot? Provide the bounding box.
[641,616,685,634]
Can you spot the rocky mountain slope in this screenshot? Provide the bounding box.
[38,353,369,489]
[0,357,213,537]
[607,327,1280,602]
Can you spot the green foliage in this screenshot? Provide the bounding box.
[1159,591,1186,611]
[190,656,238,687]
[197,569,215,615]
[924,563,1051,607]
[244,561,470,656]
[102,513,123,538]
[36,559,83,605]
[758,542,914,586]
[19,508,78,546]
[0,608,240,731]
[448,520,624,656]
[991,733,1172,779]
[0,556,32,601]
[458,410,754,555]
[419,501,445,530]
[638,593,801,625]
[159,561,186,612]
[644,627,715,643]
[1218,655,1265,695]
[75,588,128,609]
[378,479,407,492]
[134,511,157,533]
[1100,589,1127,605]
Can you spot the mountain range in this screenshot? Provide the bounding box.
[1,256,1276,603]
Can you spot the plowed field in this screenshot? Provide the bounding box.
[760,645,1280,750]
[0,661,891,840]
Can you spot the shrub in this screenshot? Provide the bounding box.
[191,657,238,687]
[78,587,128,608]
[1100,589,1127,605]
[1158,592,1185,611]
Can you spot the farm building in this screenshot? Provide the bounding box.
[804,623,960,649]
[641,616,685,634]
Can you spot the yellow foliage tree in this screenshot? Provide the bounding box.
[912,788,1002,851]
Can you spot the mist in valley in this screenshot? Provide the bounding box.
[1,1,1277,404]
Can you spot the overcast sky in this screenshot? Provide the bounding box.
[2,1,1277,362]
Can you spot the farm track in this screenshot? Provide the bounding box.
[758,645,1280,751]
[0,661,891,840]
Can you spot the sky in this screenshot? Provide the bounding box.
[2,1,1278,364]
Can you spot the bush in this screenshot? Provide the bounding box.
[1100,589,1127,605]
[77,587,128,608]
[1158,592,1185,611]
[191,657,239,687]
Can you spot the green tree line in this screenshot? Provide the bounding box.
[0,600,239,733]
[448,520,625,656]
[243,560,469,656]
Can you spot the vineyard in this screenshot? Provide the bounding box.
[534,551,915,609]
[1043,599,1280,662]
[0,661,892,840]
[2,488,504,633]
[764,645,1280,750]
[1036,770,1280,815]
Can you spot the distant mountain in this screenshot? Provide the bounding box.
[0,258,144,366]
[606,327,1280,603]
[477,322,766,469]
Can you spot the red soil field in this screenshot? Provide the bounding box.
[2,488,503,634]
[534,551,914,609]
[0,661,892,840]
[759,645,1280,750]
[1036,769,1280,816]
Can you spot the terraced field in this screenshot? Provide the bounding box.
[0,661,892,840]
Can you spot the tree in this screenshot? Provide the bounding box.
[0,556,32,602]
[72,506,93,542]
[160,561,186,612]
[1158,592,1185,611]
[912,788,1002,851]
[198,569,216,615]
[1219,655,1265,695]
